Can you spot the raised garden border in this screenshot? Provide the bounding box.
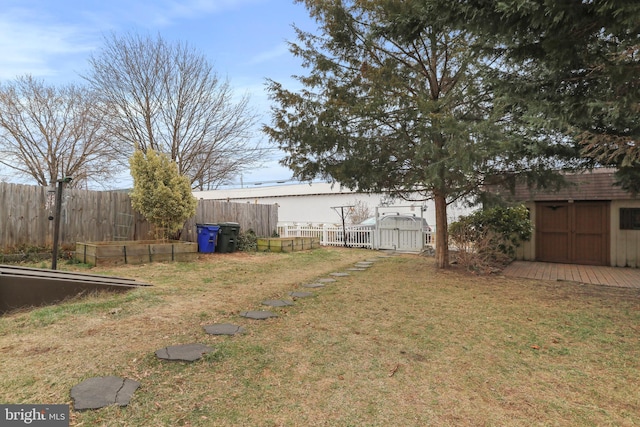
[256,237,320,253]
[75,240,198,266]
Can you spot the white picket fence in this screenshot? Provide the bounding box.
[277,224,369,248]
[277,223,434,251]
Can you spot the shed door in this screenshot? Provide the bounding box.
[536,201,609,265]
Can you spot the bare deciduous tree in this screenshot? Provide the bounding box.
[347,200,371,224]
[84,32,264,190]
[0,75,120,188]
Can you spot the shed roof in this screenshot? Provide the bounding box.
[489,169,637,202]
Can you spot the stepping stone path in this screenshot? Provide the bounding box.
[262,299,294,307]
[240,310,278,320]
[71,376,140,411]
[69,255,390,412]
[355,261,373,266]
[302,283,325,288]
[204,323,245,336]
[289,291,314,298]
[155,343,213,362]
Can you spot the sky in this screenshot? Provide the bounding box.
[0,0,318,188]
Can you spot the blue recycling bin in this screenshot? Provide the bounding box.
[196,224,220,253]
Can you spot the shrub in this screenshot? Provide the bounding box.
[449,205,532,272]
[237,229,258,252]
[129,149,197,239]
[0,244,52,264]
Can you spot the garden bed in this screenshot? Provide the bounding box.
[75,240,198,266]
[256,237,320,252]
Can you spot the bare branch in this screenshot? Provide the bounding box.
[83,32,265,189]
[0,75,122,188]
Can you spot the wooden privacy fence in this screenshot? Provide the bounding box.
[0,182,278,251]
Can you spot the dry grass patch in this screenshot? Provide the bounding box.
[1,248,639,426]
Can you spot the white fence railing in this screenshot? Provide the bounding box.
[277,224,371,248]
[277,224,434,251]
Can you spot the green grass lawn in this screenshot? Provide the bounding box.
[1,248,638,426]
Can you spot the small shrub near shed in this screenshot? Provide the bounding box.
[449,205,532,272]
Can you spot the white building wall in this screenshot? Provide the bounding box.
[193,183,475,228]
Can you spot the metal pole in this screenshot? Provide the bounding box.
[51,179,64,270]
[374,206,379,249]
[331,205,354,248]
[341,206,347,247]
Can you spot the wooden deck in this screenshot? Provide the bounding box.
[503,261,640,289]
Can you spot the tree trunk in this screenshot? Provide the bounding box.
[434,192,449,269]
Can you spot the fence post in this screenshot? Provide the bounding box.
[51,177,72,270]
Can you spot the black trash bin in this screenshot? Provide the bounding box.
[216,222,240,253]
[196,224,220,253]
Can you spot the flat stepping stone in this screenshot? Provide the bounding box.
[71,376,140,411]
[289,291,314,298]
[262,299,294,307]
[355,261,373,266]
[204,323,245,336]
[316,278,336,283]
[365,259,380,262]
[240,310,278,320]
[302,283,325,288]
[347,268,367,271]
[330,272,350,277]
[155,343,213,362]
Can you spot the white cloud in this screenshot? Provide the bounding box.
[0,0,283,83]
[0,0,265,82]
[0,8,97,82]
[142,0,265,27]
[246,42,290,66]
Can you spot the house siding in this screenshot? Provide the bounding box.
[611,199,640,268]
[516,201,536,262]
